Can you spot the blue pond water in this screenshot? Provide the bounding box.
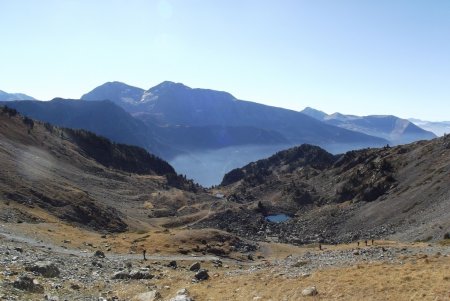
[265,214,291,223]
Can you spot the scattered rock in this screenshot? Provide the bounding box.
[170,288,193,301]
[194,269,209,281]
[112,270,154,280]
[94,250,106,258]
[26,261,60,278]
[70,283,81,290]
[212,259,223,267]
[92,260,103,268]
[189,262,201,272]
[129,269,154,280]
[132,290,162,301]
[302,286,318,296]
[168,260,177,269]
[13,275,44,293]
[112,271,131,280]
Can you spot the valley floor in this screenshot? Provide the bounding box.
[1,217,450,301]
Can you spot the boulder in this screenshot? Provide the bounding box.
[211,259,223,267]
[189,262,201,272]
[112,270,154,280]
[129,269,154,280]
[169,289,193,301]
[26,261,60,278]
[112,271,131,280]
[13,275,44,293]
[301,286,318,296]
[132,290,162,301]
[94,250,106,258]
[194,269,209,281]
[168,260,177,269]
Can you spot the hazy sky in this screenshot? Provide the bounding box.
[1,0,449,120]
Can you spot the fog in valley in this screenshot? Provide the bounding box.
[169,144,292,187]
[169,142,376,187]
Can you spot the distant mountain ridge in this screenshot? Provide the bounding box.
[0,90,35,101]
[82,81,388,151]
[301,107,436,145]
[3,81,437,186]
[409,118,450,137]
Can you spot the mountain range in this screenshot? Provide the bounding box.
[0,90,35,102]
[1,81,440,185]
[1,97,450,301]
[301,107,436,144]
[2,103,450,244]
[409,118,450,137]
[82,81,388,149]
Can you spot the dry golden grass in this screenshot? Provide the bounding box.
[42,254,448,301]
[181,256,450,301]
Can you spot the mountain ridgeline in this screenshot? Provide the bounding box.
[82,81,388,149]
[0,90,35,102]
[0,99,178,159]
[1,81,437,186]
[301,107,436,144]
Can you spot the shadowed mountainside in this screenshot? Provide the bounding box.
[0,99,179,159]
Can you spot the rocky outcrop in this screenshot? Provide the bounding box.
[25,261,60,278]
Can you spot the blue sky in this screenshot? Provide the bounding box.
[1,0,449,121]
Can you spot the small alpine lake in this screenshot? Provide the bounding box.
[265,214,291,223]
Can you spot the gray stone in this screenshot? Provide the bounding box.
[129,269,154,280]
[169,288,193,301]
[132,290,161,301]
[211,259,223,267]
[112,270,154,280]
[26,261,60,278]
[301,286,318,296]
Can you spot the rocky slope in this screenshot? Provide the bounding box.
[196,136,450,244]
[0,106,208,233]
